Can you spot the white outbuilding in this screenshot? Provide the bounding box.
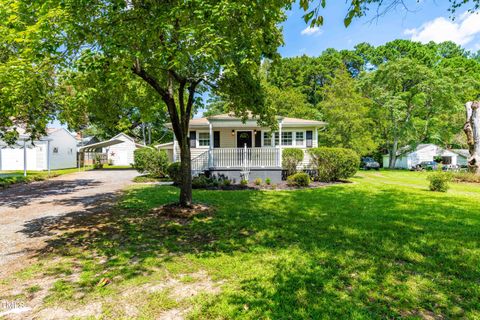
[100,133,145,166]
[383,144,468,169]
[0,128,78,172]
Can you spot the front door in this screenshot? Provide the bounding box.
[237,131,252,148]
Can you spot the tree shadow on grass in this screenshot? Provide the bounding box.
[17,184,480,318]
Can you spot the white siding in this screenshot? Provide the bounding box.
[0,147,37,170]
[106,134,141,166]
[384,144,463,169]
[48,129,78,170]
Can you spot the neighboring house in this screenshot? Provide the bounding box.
[452,149,469,166]
[156,142,174,162]
[0,128,78,171]
[103,133,145,166]
[158,113,326,182]
[382,144,467,169]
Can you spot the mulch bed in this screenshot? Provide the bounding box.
[151,203,214,219]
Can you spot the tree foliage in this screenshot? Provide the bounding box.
[0,1,57,143]
[319,68,377,156]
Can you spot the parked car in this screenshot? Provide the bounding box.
[361,157,380,170]
[414,161,439,171]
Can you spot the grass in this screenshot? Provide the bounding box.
[0,167,85,188]
[133,175,172,183]
[3,170,480,319]
[102,164,133,170]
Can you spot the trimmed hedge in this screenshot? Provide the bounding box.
[308,147,359,182]
[282,148,304,176]
[133,148,169,178]
[287,172,310,187]
[167,162,182,185]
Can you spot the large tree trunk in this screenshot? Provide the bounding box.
[389,138,399,168]
[178,134,192,207]
[464,101,480,174]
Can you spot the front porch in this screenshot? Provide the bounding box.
[190,146,281,171]
[161,112,326,182]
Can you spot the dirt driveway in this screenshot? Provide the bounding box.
[0,169,138,278]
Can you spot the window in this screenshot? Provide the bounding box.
[296,132,304,146]
[264,132,280,146]
[198,132,210,147]
[274,132,279,146]
[281,132,293,146]
[263,132,272,146]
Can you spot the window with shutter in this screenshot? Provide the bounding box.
[214,131,220,148]
[306,130,313,148]
[189,131,196,148]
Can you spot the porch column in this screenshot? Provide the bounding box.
[23,139,27,177]
[278,120,283,168]
[208,122,213,168]
[315,127,318,147]
[47,140,51,175]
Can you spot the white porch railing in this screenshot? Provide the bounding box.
[191,151,209,176]
[211,147,280,168]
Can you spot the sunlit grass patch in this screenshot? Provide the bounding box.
[6,170,480,319]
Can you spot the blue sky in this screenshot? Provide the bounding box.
[280,1,480,57]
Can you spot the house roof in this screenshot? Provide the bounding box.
[387,144,468,157]
[452,149,469,158]
[78,139,124,152]
[167,112,326,129]
[156,142,174,149]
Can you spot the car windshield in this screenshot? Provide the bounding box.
[363,157,375,162]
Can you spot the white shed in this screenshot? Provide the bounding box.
[0,128,78,171]
[103,133,145,166]
[383,144,463,169]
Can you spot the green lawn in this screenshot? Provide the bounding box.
[0,167,84,188]
[4,170,480,319]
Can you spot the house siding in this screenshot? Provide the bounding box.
[106,135,137,166]
[0,129,77,171]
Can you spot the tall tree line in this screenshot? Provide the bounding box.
[243,40,480,166]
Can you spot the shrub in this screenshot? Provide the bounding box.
[192,175,231,188]
[133,148,169,178]
[93,154,104,169]
[167,162,182,185]
[265,178,271,185]
[287,172,310,187]
[192,175,209,188]
[453,172,480,183]
[308,147,359,182]
[428,171,453,192]
[282,148,304,176]
[240,179,248,186]
[254,178,262,185]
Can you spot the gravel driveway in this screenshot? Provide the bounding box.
[0,169,138,278]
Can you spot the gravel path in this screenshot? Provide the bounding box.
[0,169,138,278]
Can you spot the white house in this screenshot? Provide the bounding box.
[103,133,145,166]
[382,144,468,169]
[0,128,78,171]
[158,112,326,182]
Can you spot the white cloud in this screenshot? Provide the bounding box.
[301,26,323,36]
[404,12,480,46]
